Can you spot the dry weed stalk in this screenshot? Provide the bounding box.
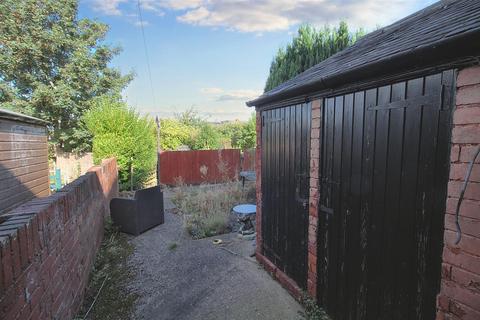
[170,181,255,239]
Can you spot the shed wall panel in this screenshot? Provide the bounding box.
[0,119,49,215]
[261,102,311,289]
[317,71,454,320]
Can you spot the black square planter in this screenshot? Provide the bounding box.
[110,185,165,236]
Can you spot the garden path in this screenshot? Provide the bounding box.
[127,194,304,320]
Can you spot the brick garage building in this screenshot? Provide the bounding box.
[247,1,480,319]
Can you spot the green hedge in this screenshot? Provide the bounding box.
[84,96,156,190]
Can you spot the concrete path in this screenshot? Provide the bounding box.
[127,197,305,320]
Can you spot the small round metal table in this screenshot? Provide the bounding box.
[239,171,256,188]
[232,204,256,235]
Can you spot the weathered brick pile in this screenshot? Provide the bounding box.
[0,158,118,320]
[437,66,480,320]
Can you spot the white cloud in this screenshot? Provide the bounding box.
[89,0,420,32]
[200,87,261,101]
[89,0,202,16]
[136,0,201,15]
[137,0,164,15]
[216,89,262,102]
[177,2,294,32]
[134,20,150,27]
[158,0,203,10]
[200,87,224,94]
[177,0,420,32]
[140,105,252,122]
[90,0,128,16]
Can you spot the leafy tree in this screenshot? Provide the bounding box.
[231,113,256,149]
[218,120,244,148]
[188,123,222,150]
[264,22,364,92]
[159,119,192,150]
[171,108,222,150]
[0,0,133,152]
[175,107,205,127]
[84,96,156,190]
[158,109,255,151]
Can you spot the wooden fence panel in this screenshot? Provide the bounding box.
[159,149,242,185]
[241,148,256,171]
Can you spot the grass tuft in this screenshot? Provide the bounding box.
[302,293,331,320]
[75,218,137,320]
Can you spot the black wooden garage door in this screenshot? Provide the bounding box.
[261,103,311,288]
[317,70,455,320]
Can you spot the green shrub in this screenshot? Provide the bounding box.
[84,96,157,190]
[231,113,256,149]
[218,121,243,148]
[159,118,192,150]
[174,108,222,150]
[187,123,222,150]
[157,108,255,151]
[302,293,330,320]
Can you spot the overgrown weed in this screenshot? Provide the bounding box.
[170,180,255,239]
[302,293,331,320]
[76,219,137,320]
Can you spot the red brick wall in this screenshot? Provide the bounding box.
[307,99,321,298]
[0,158,118,320]
[437,66,480,320]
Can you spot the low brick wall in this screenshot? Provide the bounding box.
[256,252,303,302]
[0,158,118,319]
[437,66,480,319]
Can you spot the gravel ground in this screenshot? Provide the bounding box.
[126,194,305,320]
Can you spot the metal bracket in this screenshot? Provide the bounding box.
[366,94,437,111]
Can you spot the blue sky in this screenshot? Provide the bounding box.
[78,0,436,121]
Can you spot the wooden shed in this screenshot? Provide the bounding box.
[0,108,50,215]
[247,1,480,319]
